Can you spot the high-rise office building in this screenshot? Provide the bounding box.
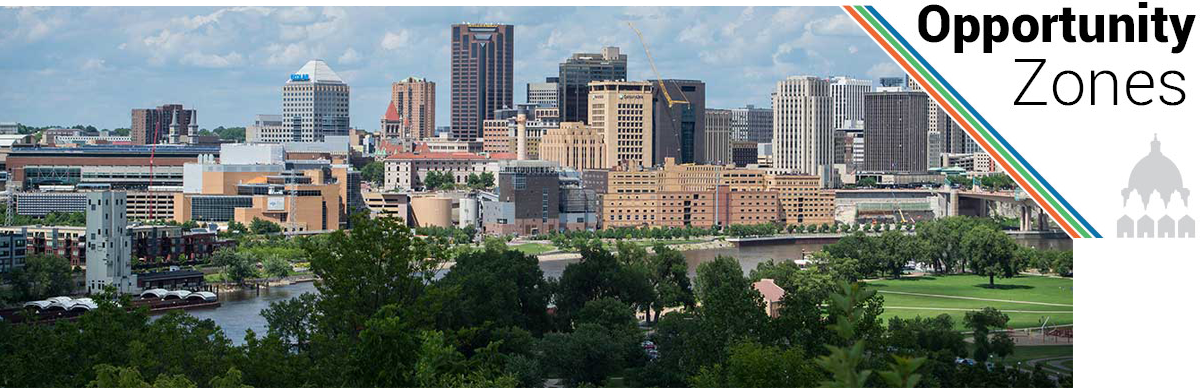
[704,109,732,165]
[281,59,350,142]
[527,77,559,107]
[589,80,654,168]
[652,79,706,165]
[558,47,627,124]
[390,76,436,141]
[86,191,135,294]
[772,76,833,176]
[864,91,929,173]
[450,23,514,140]
[131,104,197,145]
[730,105,773,143]
[829,76,871,129]
[540,122,606,171]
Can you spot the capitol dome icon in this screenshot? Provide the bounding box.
[1117,135,1194,238]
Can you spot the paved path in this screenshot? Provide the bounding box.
[1026,356,1073,377]
[884,306,1073,313]
[876,290,1073,307]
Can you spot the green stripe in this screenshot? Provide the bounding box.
[853,6,1090,237]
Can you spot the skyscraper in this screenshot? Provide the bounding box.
[131,104,197,145]
[772,76,832,176]
[527,77,559,107]
[730,105,773,144]
[829,76,871,129]
[864,91,929,173]
[391,77,436,141]
[704,109,732,165]
[652,79,706,165]
[589,80,654,168]
[86,191,135,294]
[558,47,627,124]
[450,23,514,140]
[281,59,350,142]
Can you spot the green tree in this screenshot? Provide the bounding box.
[360,161,385,186]
[5,254,75,302]
[436,243,553,338]
[538,324,623,387]
[262,255,291,281]
[963,225,1019,287]
[964,307,1015,363]
[248,218,282,235]
[478,171,495,189]
[211,248,257,286]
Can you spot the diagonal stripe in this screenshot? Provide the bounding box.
[849,6,1084,238]
[843,5,1088,238]
[861,6,1100,238]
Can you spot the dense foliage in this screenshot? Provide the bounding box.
[0,214,1072,387]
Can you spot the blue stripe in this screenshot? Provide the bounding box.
[864,5,1101,238]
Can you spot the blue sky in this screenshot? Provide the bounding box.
[0,6,902,130]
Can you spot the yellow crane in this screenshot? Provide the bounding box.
[628,22,689,108]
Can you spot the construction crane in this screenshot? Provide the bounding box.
[627,22,689,108]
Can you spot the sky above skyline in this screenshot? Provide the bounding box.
[0,6,902,130]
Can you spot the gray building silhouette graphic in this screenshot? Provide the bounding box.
[1118,135,1193,238]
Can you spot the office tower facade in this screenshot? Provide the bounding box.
[864,91,930,173]
[730,104,773,143]
[907,77,945,135]
[652,79,706,165]
[86,191,135,294]
[132,104,197,145]
[450,23,514,140]
[772,76,833,175]
[589,80,654,168]
[527,77,559,107]
[558,47,627,123]
[246,114,283,143]
[829,76,871,129]
[390,76,436,141]
[540,122,606,171]
[704,109,732,165]
[281,59,350,142]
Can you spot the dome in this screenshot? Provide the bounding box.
[1122,135,1190,208]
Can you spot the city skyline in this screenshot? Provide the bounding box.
[0,6,902,130]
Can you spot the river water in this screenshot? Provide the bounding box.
[190,236,1069,344]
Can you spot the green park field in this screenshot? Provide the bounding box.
[866,275,1073,330]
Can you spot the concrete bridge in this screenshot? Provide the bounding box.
[834,188,1054,232]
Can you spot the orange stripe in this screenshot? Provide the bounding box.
[843,6,1080,238]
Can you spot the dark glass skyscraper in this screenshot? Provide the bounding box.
[652,79,706,165]
[558,47,626,123]
[450,24,513,140]
[864,91,929,173]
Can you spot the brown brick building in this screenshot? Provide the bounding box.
[602,186,780,229]
[450,24,513,140]
[132,104,196,145]
[390,77,436,140]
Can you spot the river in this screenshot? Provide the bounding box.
[189,236,1069,344]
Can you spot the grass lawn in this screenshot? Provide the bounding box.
[510,243,559,256]
[867,275,1072,330]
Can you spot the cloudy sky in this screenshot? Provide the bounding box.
[0,6,902,130]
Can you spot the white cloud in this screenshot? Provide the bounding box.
[181,52,245,68]
[380,30,409,50]
[806,14,861,36]
[81,58,108,71]
[267,43,309,66]
[338,48,361,65]
[866,61,904,80]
